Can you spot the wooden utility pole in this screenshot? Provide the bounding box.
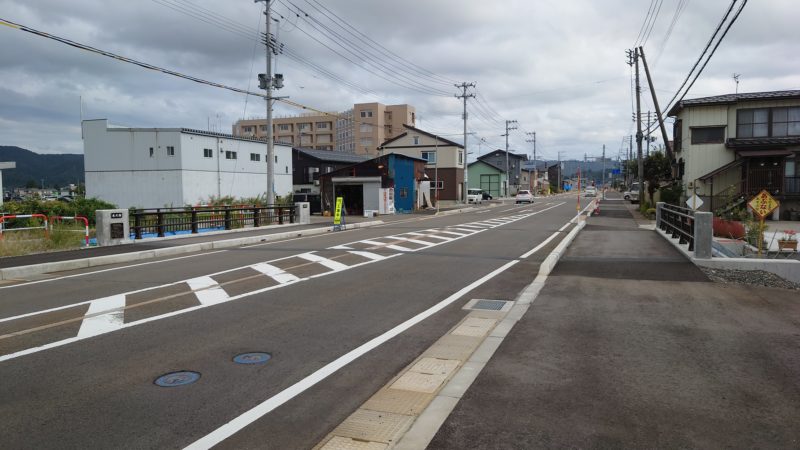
[629,48,645,204]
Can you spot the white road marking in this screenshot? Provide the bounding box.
[447,227,480,234]
[0,250,228,291]
[186,276,230,306]
[329,244,352,250]
[389,236,437,246]
[76,294,126,338]
[558,222,571,232]
[251,263,301,284]
[184,259,520,450]
[416,233,452,241]
[296,253,349,272]
[347,251,386,261]
[519,230,562,259]
[436,230,469,237]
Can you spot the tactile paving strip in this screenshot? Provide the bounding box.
[319,436,387,450]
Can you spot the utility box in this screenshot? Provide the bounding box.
[96,209,132,246]
[294,202,310,225]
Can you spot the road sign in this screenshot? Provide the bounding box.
[686,194,704,210]
[747,190,779,219]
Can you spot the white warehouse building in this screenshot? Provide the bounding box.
[83,119,292,208]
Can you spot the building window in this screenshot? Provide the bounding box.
[458,150,464,165]
[285,166,289,174]
[149,147,154,157]
[275,155,278,163]
[399,187,408,198]
[166,146,175,156]
[278,124,290,131]
[203,148,213,158]
[429,180,444,190]
[260,125,268,132]
[737,108,769,138]
[421,151,437,163]
[315,122,329,129]
[690,126,725,144]
[360,123,373,133]
[298,123,310,131]
[225,151,237,160]
[772,107,800,137]
[412,136,420,145]
[250,153,260,162]
[360,137,373,147]
[360,110,373,118]
[243,126,253,133]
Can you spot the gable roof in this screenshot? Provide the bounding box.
[379,124,464,149]
[293,147,369,164]
[477,149,528,161]
[667,90,800,116]
[468,159,505,172]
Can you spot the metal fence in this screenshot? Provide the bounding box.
[130,205,295,240]
[657,203,696,251]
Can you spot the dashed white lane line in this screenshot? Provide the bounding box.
[76,294,126,338]
[296,253,349,272]
[251,263,301,284]
[186,276,230,306]
[183,259,520,450]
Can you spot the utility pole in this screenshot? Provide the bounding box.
[526,132,536,194]
[638,47,673,166]
[503,120,518,197]
[601,144,606,195]
[628,48,644,204]
[557,151,564,193]
[455,82,475,203]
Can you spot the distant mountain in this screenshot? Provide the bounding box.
[0,146,84,189]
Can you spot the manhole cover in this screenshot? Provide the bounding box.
[154,371,201,387]
[472,299,508,311]
[233,352,272,365]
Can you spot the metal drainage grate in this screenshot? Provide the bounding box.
[467,299,510,311]
[233,352,272,365]
[154,371,201,387]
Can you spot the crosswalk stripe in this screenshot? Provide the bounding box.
[76,294,126,338]
[251,263,301,284]
[438,230,468,236]
[391,236,436,246]
[420,234,453,241]
[360,239,415,251]
[348,251,386,261]
[186,276,230,306]
[447,227,480,233]
[297,253,349,271]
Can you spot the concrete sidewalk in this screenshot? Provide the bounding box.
[427,199,800,448]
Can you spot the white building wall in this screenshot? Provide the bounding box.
[84,119,292,208]
[381,133,463,168]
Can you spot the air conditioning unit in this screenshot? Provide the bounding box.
[687,181,694,189]
[314,180,320,186]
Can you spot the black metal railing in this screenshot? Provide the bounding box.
[130,205,295,240]
[658,203,695,251]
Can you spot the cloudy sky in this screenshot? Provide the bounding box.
[1,0,798,162]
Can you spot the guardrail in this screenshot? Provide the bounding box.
[656,202,712,259]
[0,214,49,240]
[51,215,90,246]
[130,205,296,240]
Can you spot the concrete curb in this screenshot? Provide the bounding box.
[0,220,384,281]
[655,227,800,284]
[395,212,590,449]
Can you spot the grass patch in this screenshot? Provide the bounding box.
[0,225,91,258]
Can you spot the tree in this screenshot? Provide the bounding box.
[25,179,38,189]
[626,151,673,204]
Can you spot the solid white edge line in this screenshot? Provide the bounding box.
[183,259,520,450]
[519,230,562,259]
[558,223,571,232]
[0,250,229,291]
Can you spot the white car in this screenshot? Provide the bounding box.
[515,190,534,204]
[584,186,597,197]
[467,188,483,204]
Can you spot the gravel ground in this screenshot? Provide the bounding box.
[700,267,800,291]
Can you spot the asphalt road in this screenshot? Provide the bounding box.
[0,198,584,449]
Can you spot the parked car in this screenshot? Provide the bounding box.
[467,188,483,204]
[515,190,534,204]
[584,186,597,197]
[623,182,641,202]
[481,191,493,200]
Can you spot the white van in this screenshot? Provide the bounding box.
[467,188,483,204]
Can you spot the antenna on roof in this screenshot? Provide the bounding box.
[732,73,740,94]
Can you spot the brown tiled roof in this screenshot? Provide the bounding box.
[668,90,800,116]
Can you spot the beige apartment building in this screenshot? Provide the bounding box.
[232,102,415,156]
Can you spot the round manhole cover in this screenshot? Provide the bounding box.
[233,352,272,365]
[154,371,201,387]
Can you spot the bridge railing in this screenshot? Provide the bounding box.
[656,202,712,259]
[130,205,295,240]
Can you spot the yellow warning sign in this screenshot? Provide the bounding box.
[747,190,779,219]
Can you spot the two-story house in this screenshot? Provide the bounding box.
[668,90,800,218]
[377,125,465,202]
[292,147,368,194]
[477,150,529,196]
